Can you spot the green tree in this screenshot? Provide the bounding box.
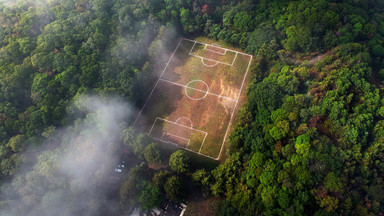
[192,169,211,187]
[261,185,277,208]
[246,22,278,55]
[324,172,342,193]
[129,134,152,160]
[153,170,171,186]
[7,134,26,152]
[0,154,20,176]
[169,150,190,174]
[164,176,184,201]
[278,188,291,209]
[233,12,252,32]
[295,134,311,156]
[215,200,239,216]
[144,143,163,165]
[139,183,164,210]
[180,8,194,33]
[319,196,339,212]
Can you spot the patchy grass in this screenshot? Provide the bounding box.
[135,37,252,159]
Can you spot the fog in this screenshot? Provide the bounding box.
[0,1,179,215]
[109,21,178,75]
[0,95,131,216]
[0,0,49,8]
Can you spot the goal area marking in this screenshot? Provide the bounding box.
[160,132,190,147]
[204,44,227,55]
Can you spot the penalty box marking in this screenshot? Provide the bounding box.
[153,137,217,161]
[149,117,208,149]
[149,117,208,135]
[150,117,209,155]
[182,38,252,57]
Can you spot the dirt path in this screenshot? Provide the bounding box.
[285,50,333,65]
[308,50,333,64]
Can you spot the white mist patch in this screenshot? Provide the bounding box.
[0,0,49,7]
[0,95,131,216]
[59,96,129,192]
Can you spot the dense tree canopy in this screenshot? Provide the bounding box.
[1,0,384,215]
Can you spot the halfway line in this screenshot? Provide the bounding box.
[159,78,237,102]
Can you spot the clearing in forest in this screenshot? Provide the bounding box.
[134,38,252,160]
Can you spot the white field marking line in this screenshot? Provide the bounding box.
[201,58,219,67]
[165,132,190,142]
[159,78,237,102]
[215,55,253,160]
[133,38,183,126]
[150,117,210,157]
[185,80,209,101]
[188,40,234,65]
[157,117,208,135]
[231,52,238,66]
[198,133,208,153]
[189,41,197,56]
[153,138,217,160]
[149,117,202,135]
[189,53,234,67]
[193,42,224,55]
[156,137,181,148]
[175,117,193,128]
[205,45,227,55]
[235,55,253,102]
[182,38,253,57]
[160,132,191,147]
[186,139,191,148]
[165,132,191,145]
[148,117,160,135]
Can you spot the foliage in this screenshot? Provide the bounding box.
[1,0,384,215]
[164,176,184,202]
[144,143,163,165]
[209,12,384,213]
[169,150,190,174]
[138,183,164,210]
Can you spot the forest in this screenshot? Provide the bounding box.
[1,0,384,215]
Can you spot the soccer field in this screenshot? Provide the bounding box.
[134,38,252,160]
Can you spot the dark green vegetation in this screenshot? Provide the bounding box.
[0,0,177,181]
[1,0,384,215]
[200,1,384,215]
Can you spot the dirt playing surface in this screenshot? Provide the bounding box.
[134,38,252,159]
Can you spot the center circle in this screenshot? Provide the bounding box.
[185,80,209,100]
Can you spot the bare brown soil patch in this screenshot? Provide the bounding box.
[134,38,252,159]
